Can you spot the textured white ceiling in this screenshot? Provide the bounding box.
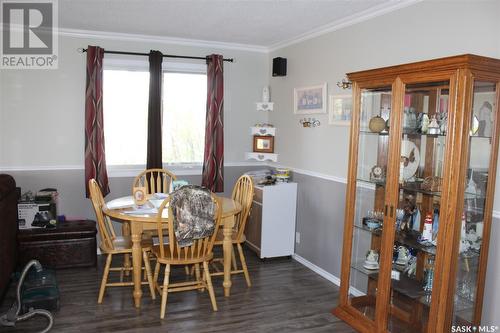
[59,0,405,47]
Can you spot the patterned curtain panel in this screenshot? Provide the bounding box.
[202,54,224,192]
[85,46,110,198]
[146,50,163,169]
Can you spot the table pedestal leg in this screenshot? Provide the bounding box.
[131,223,143,308]
[223,215,235,297]
[122,222,131,276]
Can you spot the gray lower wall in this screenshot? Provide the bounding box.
[293,172,346,277]
[8,165,261,221]
[291,171,500,326]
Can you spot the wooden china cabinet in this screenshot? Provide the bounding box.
[333,55,500,333]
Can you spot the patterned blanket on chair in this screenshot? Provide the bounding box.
[170,185,215,247]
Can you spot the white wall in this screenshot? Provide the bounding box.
[268,0,500,325]
[0,34,268,168]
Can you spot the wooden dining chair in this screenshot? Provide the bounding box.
[211,174,254,287]
[152,193,222,319]
[132,168,177,195]
[132,168,188,275]
[88,179,156,304]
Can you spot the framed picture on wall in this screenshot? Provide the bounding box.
[253,135,274,153]
[294,83,327,114]
[328,94,352,125]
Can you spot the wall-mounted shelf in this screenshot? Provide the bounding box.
[245,152,278,162]
[256,102,274,111]
[251,126,276,136]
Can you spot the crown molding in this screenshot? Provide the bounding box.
[268,0,423,52]
[58,28,269,54]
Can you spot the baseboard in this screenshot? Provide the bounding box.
[292,254,365,297]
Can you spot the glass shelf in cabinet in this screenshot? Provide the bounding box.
[470,134,492,139]
[360,178,485,199]
[359,130,389,136]
[354,223,383,235]
[394,231,437,256]
[352,261,430,302]
[351,259,380,277]
[358,130,447,139]
[356,178,386,187]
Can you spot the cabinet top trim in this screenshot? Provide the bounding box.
[347,54,500,82]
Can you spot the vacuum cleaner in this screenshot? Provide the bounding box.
[0,260,54,333]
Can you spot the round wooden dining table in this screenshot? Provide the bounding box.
[103,195,242,308]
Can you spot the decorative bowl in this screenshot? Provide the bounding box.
[369,116,386,133]
[365,219,382,230]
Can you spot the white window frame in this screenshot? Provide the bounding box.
[103,57,207,178]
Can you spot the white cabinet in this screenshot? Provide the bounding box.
[245,182,297,258]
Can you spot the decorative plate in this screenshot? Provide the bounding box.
[401,140,420,181]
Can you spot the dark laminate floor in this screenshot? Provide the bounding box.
[1,248,355,333]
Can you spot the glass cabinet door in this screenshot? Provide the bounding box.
[348,87,392,321]
[452,81,497,326]
[386,81,451,332]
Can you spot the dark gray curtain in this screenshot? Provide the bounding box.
[146,50,163,169]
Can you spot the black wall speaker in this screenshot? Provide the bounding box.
[272,57,287,77]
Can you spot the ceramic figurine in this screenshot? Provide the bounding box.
[408,107,417,131]
[395,208,405,231]
[262,86,270,103]
[395,246,410,266]
[423,257,435,293]
[439,111,448,135]
[404,255,417,277]
[421,113,430,134]
[477,101,493,137]
[432,208,440,240]
[363,249,380,270]
[428,115,440,135]
[422,213,433,241]
[412,208,421,232]
[403,107,409,130]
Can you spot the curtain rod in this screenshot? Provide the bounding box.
[79,48,234,62]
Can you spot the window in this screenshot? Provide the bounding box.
[103,69,149,166]
[103,60,207,173]
[162,72,206,164]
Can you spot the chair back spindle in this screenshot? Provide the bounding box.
[88,179,116,251]
[133,168,177,195]
[232,175,254,240]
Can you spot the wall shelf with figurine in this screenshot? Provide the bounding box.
[256,86,273,111]
[246,87,278,162]
[333,55,500,333]
[245,152,278,162]
[256,102,274,111]
[246,123,277,162]
[251,126,276,136]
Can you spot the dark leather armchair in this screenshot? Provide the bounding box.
[0,174,18,300]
